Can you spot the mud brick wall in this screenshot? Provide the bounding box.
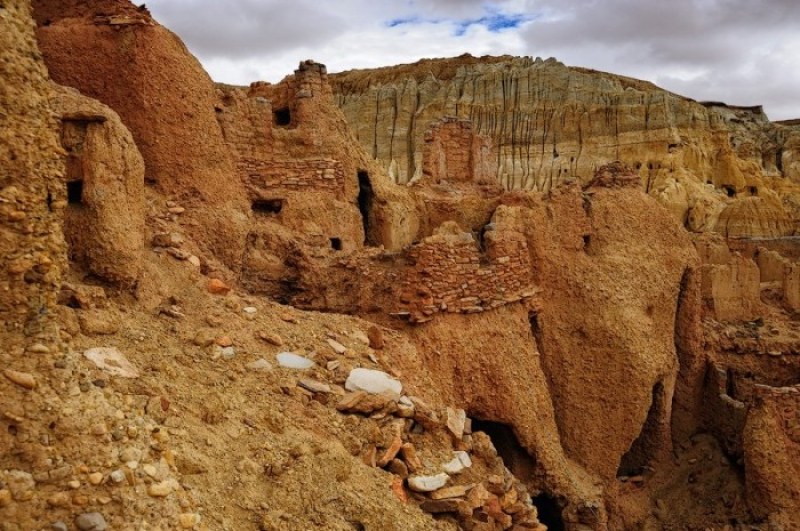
[422,117,495,184]
[394,228,536,322]
[754,384,800,446]
[244,158,345,197]
[216,94,273,163]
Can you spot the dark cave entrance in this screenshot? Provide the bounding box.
[722,185,737,198]
[532,493,566,531]
[273,107,291,127]
[251,198,283,215]
[330,237,342,251]
[618,381,665,477]
[357,170,376,246]
[67,179,84,206]
[471,420,537,480]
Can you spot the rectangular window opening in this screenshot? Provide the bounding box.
[252,198,283,215]
[273,107,291,127]
[330,237,342,251]
[67,180,84,205]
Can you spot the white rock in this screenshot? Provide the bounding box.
[246,358,273,372]
[243,306,257,314]
[345,368,402,399]
[83,347,139,378]
[326,338,347,354]
[275,352,315,370]
[109,470,125,484]
[446,407,467,440]
[407,473,449,493]
[442,451,472,475]
[351,330,370,345]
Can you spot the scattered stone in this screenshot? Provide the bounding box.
[109,469,125,484]
[215,335,233,347]
[75,512,107,531]
[276,352,315,370]
[388,458,409,478]
[83,347,139,378]
[152,232,184,248]
[280,313,298,323]
[179,513,201,529]
[336,391,394,415]
[3,369,36,389]
[443,451,472,475]
[298,379,331,394]
[327,360,341,371]
[408,473,449,493]
[88,472,103,485]
[446,407,467,440]
[367,325,385,349]
[193,329,215,347]
[431,484,473,500]
[326,338,348,355]
[396,396,415,418]
[0,489,11,507]
[258,331,283,346]
[247,358,273,372]
[400,443,422,472]
[27,343,50,354]
[390,476,408,504]
[148,481,173,497]
[166,248,191,261]
[78,311,119,335]
[243,306,257,314]
[466,483,491,509]
[216,346,236,359]
[207,278,231,295]
[420,498,463,514]
[377,436,403,467]
[51,522,68,531]
[345,368,402,399]
[351,329,370,345]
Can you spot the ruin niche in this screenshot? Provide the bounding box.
[422,118,496,184]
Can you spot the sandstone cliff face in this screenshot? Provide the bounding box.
[332,56,800,238]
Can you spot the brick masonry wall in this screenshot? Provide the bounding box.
[393,227,537,323]
[754,384,800,446]
[244,158,344,197]
[422,117,495,184]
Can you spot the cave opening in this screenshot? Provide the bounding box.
[776,149,784,172]
[273,107,291,127]
[532,493,566,531]
[748,186,758,196]
[251,198,283,215]
[470,419,537,484]
[67,180,84,205]
[618,381,665,478]
[357,170,376,246]
[722,185,736,198]
[330,237,342,251]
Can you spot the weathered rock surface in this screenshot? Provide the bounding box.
[332,55,800,237]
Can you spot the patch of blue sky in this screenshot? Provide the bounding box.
[455,12,530,36]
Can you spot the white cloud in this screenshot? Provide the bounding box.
[147,0,800,120]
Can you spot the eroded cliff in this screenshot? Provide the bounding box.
[332,55,800,239]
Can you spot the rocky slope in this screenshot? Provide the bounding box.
[332,55,800,239]
[2,1,800,530]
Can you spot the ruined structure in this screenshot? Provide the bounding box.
[0,0,799,529]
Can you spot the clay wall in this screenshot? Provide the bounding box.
[700,254,761,321]
[421,118,495,184]
[244,158,345,196]
[393,223,536,322]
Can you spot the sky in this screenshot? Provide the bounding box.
[147,0,800,121]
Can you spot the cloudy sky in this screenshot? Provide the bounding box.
[148,0,800,121]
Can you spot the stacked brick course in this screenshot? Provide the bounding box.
[244,158,344,196]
